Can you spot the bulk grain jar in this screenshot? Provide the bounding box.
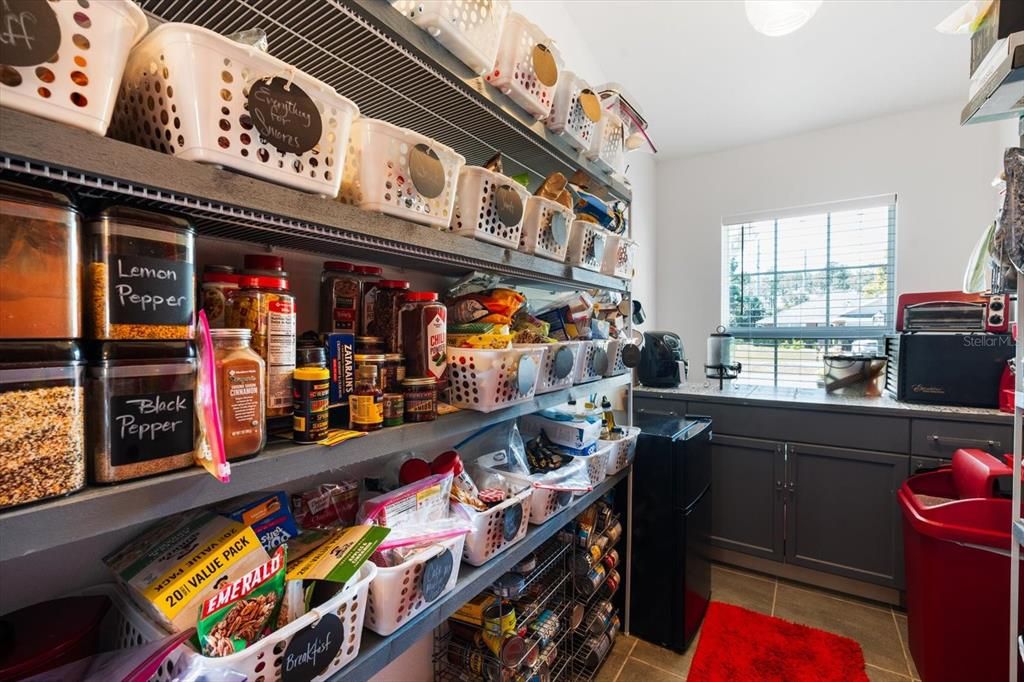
[0,181,82,339]
[85,207,195,341]
[0,0,147,135]
[87,341,195,483]
[110,23,359,195]
[0,341,85,508]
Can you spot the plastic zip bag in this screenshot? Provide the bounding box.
[194,310,230,483]
[23,630,195,682]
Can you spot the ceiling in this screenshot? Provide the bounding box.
[569,0,967,158]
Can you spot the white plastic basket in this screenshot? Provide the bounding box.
[485,12,561,118]
[339,117,465,228]
[391,0,510,76]
[603,426,641,475]
[516,341,582,394]
[577,443,612,489]
[546,71,601,152]
[458,485,532,566]
[586,108,627,175]
[94,563,377,681]
[520,196,574,262]
[603,338,637,377]
[366,534,465,635]
[447,346,546,412]
[566,220,609,272]
[451,166,530,247]
[111,23,358,196]
[574,340,609,385]
[0,0,147,136]
[601,234,638,279]
[525,485,575,524]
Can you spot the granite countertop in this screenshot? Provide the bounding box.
[634,382,1013,423]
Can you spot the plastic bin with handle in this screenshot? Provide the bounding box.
[447,346,546,412]
[455,483,533,566]
[390,0,511,76]
[450,165,530,247]
[485,12,561,118]
[516,341,582,394]
[602,426,641,475]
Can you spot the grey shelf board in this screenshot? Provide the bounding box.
[0,374,630,562]
[334,468,629,682]
[0,108,628,294]
[962,42,1024,125]
[1015,519,1024,546]
[135,0,631,202]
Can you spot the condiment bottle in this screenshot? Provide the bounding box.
[201,266,239,329]
[350,364,383,431]
[319,261,360,334]
[210,328,265,460]
[398,292,447,386]
[293,345,330,443]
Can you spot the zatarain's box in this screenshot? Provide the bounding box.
[104,510,270,632]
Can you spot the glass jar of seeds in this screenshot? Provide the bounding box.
[86,207,195,341]
[87,341,196,483]
[0,341,85,509]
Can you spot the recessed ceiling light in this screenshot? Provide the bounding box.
[745,0,823,37]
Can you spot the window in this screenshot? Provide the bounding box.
[722,195,896,388]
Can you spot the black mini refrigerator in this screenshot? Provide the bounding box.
[625,414,712,653]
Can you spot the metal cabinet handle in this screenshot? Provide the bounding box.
[928,435,1000,449]
[786,482,796,493]
[775,480,784,491]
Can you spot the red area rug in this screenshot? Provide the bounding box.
[687,602,869,681]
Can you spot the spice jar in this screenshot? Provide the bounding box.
[356,336,386,354]
[353,353,387,392]
[210,328,265,460]
[294,345,330,444]
[0,181,81,339]
[0,341,85,508]
[369,279,409,352]
[319,261,360,334]
[402,376,437,422]
[350,364,383,431]
[226,273,296,418]
[383,353,405,392]
[86,207,195,341]
[87,341,196,483]
[355,265,382,326]
[201,266,239,329]
[398,292,447,386]
[383,393,404,427]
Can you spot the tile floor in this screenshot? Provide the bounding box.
[596,563,920,682]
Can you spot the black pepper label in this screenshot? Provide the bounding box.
[109,390,195,466]
[0,0,61,67]
[247,77,322,155]
[106,254,193,326]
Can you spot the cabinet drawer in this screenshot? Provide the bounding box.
[909,456,951,476]
[910,419,1011,458]
[689,401,909,453]
[634,396,686,418]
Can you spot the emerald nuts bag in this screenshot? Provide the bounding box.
[197,546,286,657]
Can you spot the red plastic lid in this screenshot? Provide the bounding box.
[355,265,383,276]
[240,275,290,291]
[0,595,111,679]
[379,279,410,289]
[244,254,284,272]
[399,458,433,485]
[431,450,464,477]
[405,291,439,302]
[324,261,354,272]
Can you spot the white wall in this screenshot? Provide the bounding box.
[654,100,1011,368]
[512,0,607,85]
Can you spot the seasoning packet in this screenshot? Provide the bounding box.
[198,547,286,657]
[194,310,229,483]
[286,525,390,584]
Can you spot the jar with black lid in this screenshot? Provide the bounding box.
[319,261,360,334]
[86,206,195,341]
[0,341,85,508]
[87,341,196,483]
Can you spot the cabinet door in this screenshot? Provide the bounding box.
[785,443,909,587]
[710,434,785,561]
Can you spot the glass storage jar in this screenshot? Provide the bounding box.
[353,353,387,392]
[210,328,265,461]
[0,341,85,508]
[226,274,296,418]
[384,353,405,392]
[86,207,195,341]
[87,341,196,483]
[201,265,239,329]
[0,181,82,339]
[356,336,386,354]
[320,261,360,334]
[402,376,437,422]
[398,292,447,386]
[368,279,409,351]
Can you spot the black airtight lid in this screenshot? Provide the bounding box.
[86,341,195,366]
[0,340,82,367]
[297,344,327,367]
[0,179,76,212]
[88,205,193,235]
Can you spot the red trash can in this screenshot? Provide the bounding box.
[898,449,1021,682]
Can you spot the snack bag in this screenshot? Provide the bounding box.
[447,289,526,326]
[197,547,286,657]
[287,525,390,583]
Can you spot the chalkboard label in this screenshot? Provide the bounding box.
[421,548,453,602]
[533,44,558,87]
[591,347,608,375]
[549,211,568,246]
[494,185,524,227]
[248,77,322,155]
[0,0,61,67]
[552,346,575,379]
[555,491,572,507]
[282,613,342,682]
[109,390,195,466]
[579,88,602,123]
[107,254,193,326]
[587,234,606,263]
[503,502,523,541]
[621,344,642,368]
[516,354,539,395]
[409,144,446,199]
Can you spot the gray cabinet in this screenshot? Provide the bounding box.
[710,435,785,561]
[784,443,908,586]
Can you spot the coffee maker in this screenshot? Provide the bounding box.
[638,331,687,387]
